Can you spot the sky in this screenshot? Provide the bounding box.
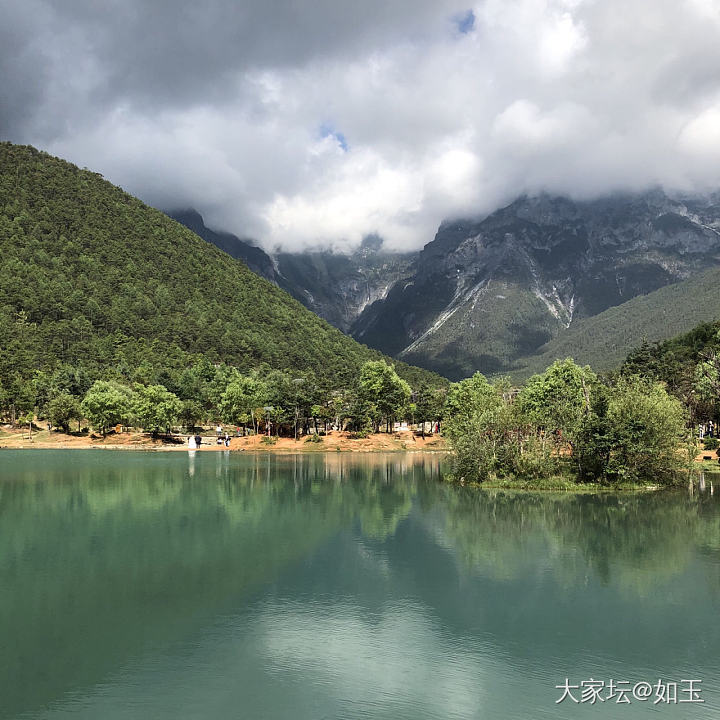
[3,0,720,252]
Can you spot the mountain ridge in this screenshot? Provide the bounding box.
[0,142,443,393]
[353,190,720,378]
[171,192,720,382]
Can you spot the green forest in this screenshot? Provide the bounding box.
[0,142,445,430]
[444,322,720,486]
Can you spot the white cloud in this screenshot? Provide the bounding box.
[679,105,720,157]
[538,10,588,76]
[5,0,720,250]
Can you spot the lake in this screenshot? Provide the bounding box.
[1,450,719,719]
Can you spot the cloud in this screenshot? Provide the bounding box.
[3,0,720,251]
[257,599,489,717]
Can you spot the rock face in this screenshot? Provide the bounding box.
[351,190,720,379]
[275,238,415,333]
[171,190,720,380]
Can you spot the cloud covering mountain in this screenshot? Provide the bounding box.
[3,0,720,251]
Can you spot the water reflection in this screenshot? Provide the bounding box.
[428,483,720,593]
[0,451,441,719]
[1,452,719,720]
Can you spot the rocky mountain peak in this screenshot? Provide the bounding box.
[171,190,720,381]
[353,189,720,379]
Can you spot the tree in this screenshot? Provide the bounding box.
[208,364,237,414]
[443,373,528,483]
[517,358,596,461]
[179,399,203,431]
[326,388,354,431]
[357,361,411,433]
[607,377,690,483]
[1,372,35,425]
[286,374,319,440]
[19,409,35,441]
[693,347,720,404]
[31,370,53,421]
[444,372,497,423]
[575,376,690,484]
[309,403,327,434]
[47,392,81,432]
[132,384,182,433]
[80,381,132,435]
[413,382,446,436]
[177,359,214,418]
[220,374,268,434]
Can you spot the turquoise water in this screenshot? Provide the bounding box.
[1,450,719,719]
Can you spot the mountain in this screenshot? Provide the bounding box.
[169,210,415,333]
[274,239,415,333]
[352,191,720,379]
[0,142,442,392]
[510,266,720,379]
[172,192,720,382]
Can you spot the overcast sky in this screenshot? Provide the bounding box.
[3,0,720,251]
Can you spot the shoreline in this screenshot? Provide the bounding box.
[0,445,450,454]
[0,427,449,454]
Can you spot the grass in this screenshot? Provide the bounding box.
[509,267,720,380]
[445,468,683,492]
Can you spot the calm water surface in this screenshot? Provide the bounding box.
[1,450,720,719]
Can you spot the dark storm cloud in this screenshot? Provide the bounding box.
[1,0,465,135]
[0,1,55,140]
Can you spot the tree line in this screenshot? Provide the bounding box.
[0,141,444,424]
[442,323,720,486]
[443,358,695,485]
[0,358,447,439]
[1,352,703,487]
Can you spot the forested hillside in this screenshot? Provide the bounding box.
[509,267,720,379]
[0,143,442,417]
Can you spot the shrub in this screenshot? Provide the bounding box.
[576,376,690,484]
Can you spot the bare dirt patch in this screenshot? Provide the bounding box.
[0,426,447,453]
